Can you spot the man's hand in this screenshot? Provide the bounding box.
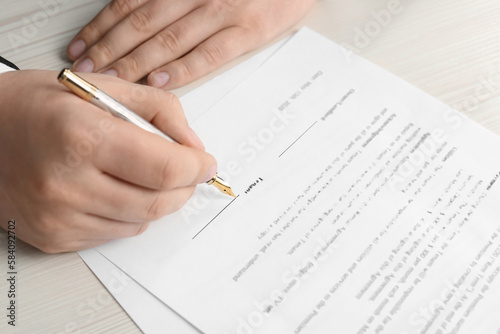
[67,0,316,89]
[0,70,215,253]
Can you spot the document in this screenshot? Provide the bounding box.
[78,37,290,333]
[95,28,500,333]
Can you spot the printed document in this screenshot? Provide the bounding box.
[78,38,290,333]
[95,28,500,333]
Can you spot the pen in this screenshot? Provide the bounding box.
[57,69,235,198]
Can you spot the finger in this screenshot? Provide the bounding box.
[79,74,205,150]
[94,120,217,191]
[72,0,200,75]
[38,238,112,253]
[27,213,145,253]
[76,215,151,240]
[67,0,149,61]
[58,211,150,243]
[70,239,112,252]
[99,5,224,82]
[43,220,146,252]
[80,169,196,222]
[147,26,258,89]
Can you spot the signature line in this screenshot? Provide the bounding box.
[192,195,240,239]
[279,121,318,158]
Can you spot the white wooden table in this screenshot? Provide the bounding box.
[1,0,499,332]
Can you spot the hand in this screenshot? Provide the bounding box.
[67,0,316,89]
[0,70,216,253]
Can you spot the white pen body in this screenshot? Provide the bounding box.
[92,89,174,143]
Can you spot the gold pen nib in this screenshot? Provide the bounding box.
[206,174,236,198]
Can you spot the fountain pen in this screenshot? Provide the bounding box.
[58,69,235,198]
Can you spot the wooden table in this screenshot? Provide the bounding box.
[1,0,499,332]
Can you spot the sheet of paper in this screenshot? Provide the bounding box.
[95,28,500,333]
[78,37,290,333]
[79,248,199,333]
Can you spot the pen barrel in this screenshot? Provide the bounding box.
[92,90,174,143]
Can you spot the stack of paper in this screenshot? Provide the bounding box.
[80,28,500,334]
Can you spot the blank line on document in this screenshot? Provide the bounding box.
[279,121,318,158]
[192,195,240,240]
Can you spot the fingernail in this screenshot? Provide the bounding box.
[205,165,217,183]
[102,69,118,77]
[151,72,170,87]
[75,58,94,73]
[189,127,205,150]
[68,39,86,59]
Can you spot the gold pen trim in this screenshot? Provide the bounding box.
[207,174,236,197]
[58,68,97,102]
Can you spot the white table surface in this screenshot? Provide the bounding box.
[1,0,499,332]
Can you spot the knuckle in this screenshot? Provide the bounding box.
[145,193,167,221]
[128,10,154,34]
[155,89,177,107]
[175,59,194,83]
[109,0,136,17]
[158,156,179,189]
[156,30,181,52]
[121,54,140,75]
[81,21,103,40]
[199,44,224,67]
[93,40,115,63]
[135,222,150,236]
[209,0,240,12]
[34,177,62,203]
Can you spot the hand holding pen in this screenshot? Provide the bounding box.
[0,69,221,253]
[58,69,235,197]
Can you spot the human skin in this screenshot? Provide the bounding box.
[67,0,316,89]
[0,70,216,253]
